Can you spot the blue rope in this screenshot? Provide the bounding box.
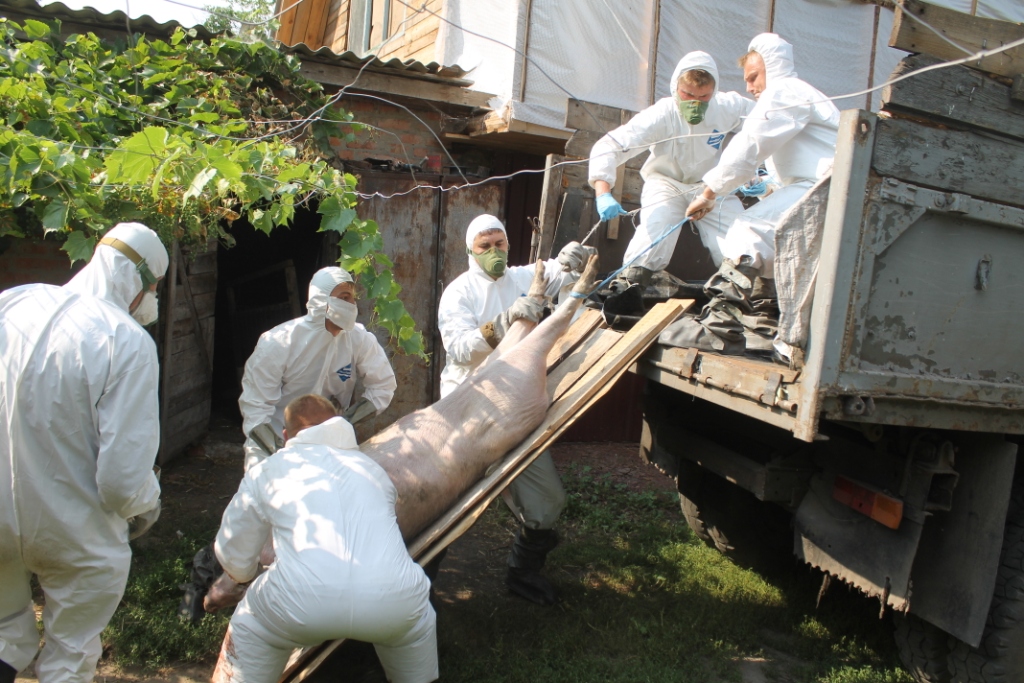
[578,217,692,299]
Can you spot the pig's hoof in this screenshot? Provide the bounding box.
[506,568,558,606]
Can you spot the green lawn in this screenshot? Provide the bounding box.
[100,462,912,682]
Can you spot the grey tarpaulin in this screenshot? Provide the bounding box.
[773,174,831,353]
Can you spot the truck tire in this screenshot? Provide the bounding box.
[676,460,791,570]
[893,612,952,683]
[948,488,1024,682]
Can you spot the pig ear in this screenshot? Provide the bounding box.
[572,255,600,297]
[528,259,547,298]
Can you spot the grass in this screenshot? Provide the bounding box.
[434,464,913,683]
[93,461,913,681]
[101,521,230,668]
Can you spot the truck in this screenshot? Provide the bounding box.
[631,9,1024,683]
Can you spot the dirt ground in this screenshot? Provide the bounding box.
[14,417,680,683]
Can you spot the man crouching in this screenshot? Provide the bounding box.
[209,394,437,683]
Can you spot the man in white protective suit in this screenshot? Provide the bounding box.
[589,51,754,293]
[674,33,839,358]
[238,266,397,472]
[210,394,437,683]
[177,266,399,623]
[0,222,168,683]
[436,214,592,605]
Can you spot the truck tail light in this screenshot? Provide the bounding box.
[832,476,903,530]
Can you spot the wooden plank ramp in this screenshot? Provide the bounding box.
[279,300,690,683]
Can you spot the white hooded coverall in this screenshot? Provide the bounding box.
[213,417,436,683]
[702,33,840,275]
[0,223,166,682]
[589,51,755,270]
[436,215,576,529]
[238,267,397,470]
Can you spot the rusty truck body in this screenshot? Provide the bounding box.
[633,44,1024,683]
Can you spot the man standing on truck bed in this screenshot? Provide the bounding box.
[588,51,754,295]
[673,33,839,358]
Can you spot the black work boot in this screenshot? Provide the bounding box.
[0,659,16,683]
[506,526,560,606]
[603,266,656,320]
[177,543,223,624]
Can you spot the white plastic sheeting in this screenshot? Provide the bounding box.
[437,0,1024,133]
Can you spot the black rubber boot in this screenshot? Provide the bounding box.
[506,527,560,606]
[602,266,656,320]
[421,547,449,610]
[177,543,223,624]
[0,658,16,683]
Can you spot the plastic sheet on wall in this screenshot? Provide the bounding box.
[656,0,769,102]
[512,0,655,132]
[444,0,1024,132]
[435,0,524,111]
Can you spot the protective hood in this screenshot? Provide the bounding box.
[306,266,355,323]
[749,33,798,84]
[288,415,358,450]
[64,222,169,313]
[670,51,720,99]
[464,214,507,275]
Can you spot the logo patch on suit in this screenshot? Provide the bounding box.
[336,363,352,382]
[707,130,725,150]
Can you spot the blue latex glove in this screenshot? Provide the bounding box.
[596,193,625,221]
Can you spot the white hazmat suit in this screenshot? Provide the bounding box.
[702,33,840,275]
[589,52,754,270]
[436,215,578,531]
[238,267,397,471]
[0,223,167,682]
[212,417,436,683]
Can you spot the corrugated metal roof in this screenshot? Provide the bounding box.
[1,0,471,85]
[283,43,470,85]
[1,0,217,39]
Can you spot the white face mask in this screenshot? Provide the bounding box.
[131,290,159,327]
[326,297,358,332]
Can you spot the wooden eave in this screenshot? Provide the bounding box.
[298,60,494,111]
[447,109,571,156]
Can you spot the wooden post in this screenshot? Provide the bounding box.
[159,242,178,464]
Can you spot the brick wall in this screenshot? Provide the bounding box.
[330,97,492,172]
[0,236,83,293]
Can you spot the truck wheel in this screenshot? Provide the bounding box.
[893,612,951,683]
[676,460,791,569]
[948,488,1024,682]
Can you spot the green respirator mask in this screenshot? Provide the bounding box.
[469,246,508,278]
[99,237,158,287]
[676,98,710,125]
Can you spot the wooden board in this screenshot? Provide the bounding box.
[873,117,1024,209]
[889,0,1024,79]
[547,328,621,401]
[882,54,1024,142]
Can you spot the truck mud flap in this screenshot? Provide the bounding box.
[795,475,924,614]
[905,435,1017,648]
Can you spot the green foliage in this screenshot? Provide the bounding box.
[203,0,278,44]
[0,19,423,355]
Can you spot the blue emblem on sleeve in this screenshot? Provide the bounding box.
[707,129,725,150]
[336,363,352,381]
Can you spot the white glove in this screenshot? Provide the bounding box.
[557,241,595,273]
[480,296,546,348]
[342,397,377,425]
[249,422,284,456]
[128,500,161,540]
